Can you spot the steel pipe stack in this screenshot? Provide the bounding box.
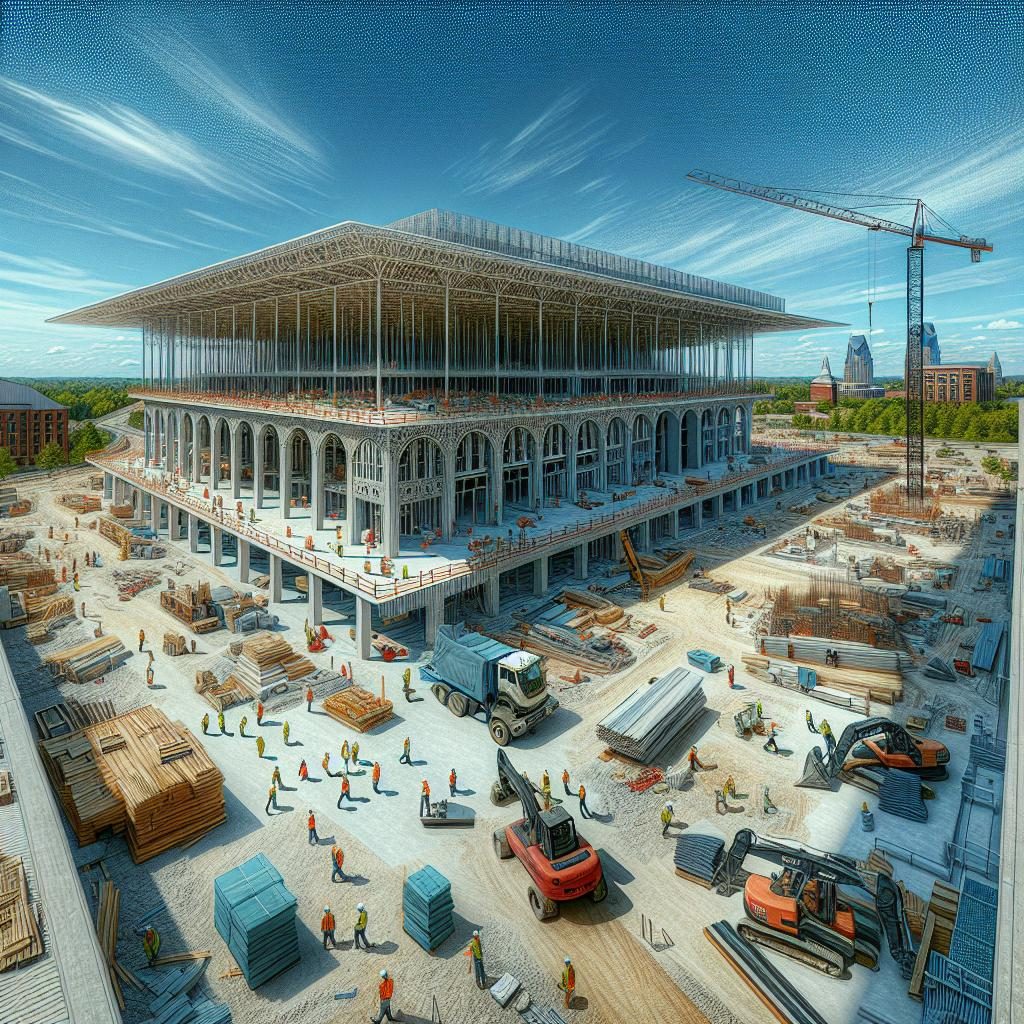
[877,769,928,822]
[673,833,725,886]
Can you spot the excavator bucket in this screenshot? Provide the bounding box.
[796,746,835,790]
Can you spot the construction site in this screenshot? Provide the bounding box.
[0,209,1018,1024]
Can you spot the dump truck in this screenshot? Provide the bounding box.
[420,624,559,746]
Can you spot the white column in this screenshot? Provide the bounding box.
[188,513,199,553]
[269,554,283,603]
[308,573,323,624]
[355,596,372,659]
[230,427,241,499]
[533,555,548,596]
[238,538,250,583]
[211,527,223,566]
[279,436,292,518]
[149,498,161,536]
[253,430,265,509]
[309,439,323,532]
[375,275,383,408]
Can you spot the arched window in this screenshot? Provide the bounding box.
[353,438,384,482]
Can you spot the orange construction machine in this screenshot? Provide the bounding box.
[490,750,606,920]
[711,829,915,978]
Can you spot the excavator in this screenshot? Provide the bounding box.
[712,829,915,979]
[797,716,949,790]
[490,749,606,920]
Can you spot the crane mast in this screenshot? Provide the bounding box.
[686,171,992,499]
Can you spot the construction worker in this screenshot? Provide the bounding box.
[271,765,282,789]
[821,719,836,756]
[541,769,550,792]
[256,701,264,726]
[449,768,457,797]
[558,957,576,1010]
[756,700,763,719]
[727,664,735,688]
[142,926,160,964]
[299,759,309,782]
[763,721,779,754]
[331,844,348,883]
[351,741,360,767]
[688,746,706,772]
[372,761,381,794]
[806,709,818,733]
[256,735,266,759]
[400,737,411,765]
[217,711,226,735]
[138,628,145,653]
[354,902,371,949]
[577,783,591,819]
[542,779,552,811]
[402,667,413,701]
[239,715,248,737]
[420,779,431,817]
[724,775,737,800]
[307,810,319,845]
[715,787,728,814]
[265,783,277,815]
[372,969,396,1023]
[320,906,336,949]
[322,751,333,777]
[201,712,209,735]
[562,768,571,796]
[661,802,674,836]
[337,775,352,807]
[73,572,80,592]
[466,929,485,988]
[341,740,351,773]
[306,686,314,712]
[282,720,290,745]
[658,595,666,612]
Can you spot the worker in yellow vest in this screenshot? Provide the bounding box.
[660,802,674,836]
[341,739,350,773]
[466,928,485,988]
[558,957,576,1009]
[256,735,265,759]
[142,926,160,964]
[354,902,370,949]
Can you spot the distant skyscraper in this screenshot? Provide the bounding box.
[988,351,1003,386]
[844,333,874,385]
[922,322,941,365]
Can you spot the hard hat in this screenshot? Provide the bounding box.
[666,802,673,810]
[564,956,572,963]
[473,929,479,936]
[357,903,365,911]
[380,969,388,978]
[323,906,330,912]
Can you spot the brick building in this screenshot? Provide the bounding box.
[0,380,69,465]
[923,364,995,404]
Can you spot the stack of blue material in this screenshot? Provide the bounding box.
[213,854,299,989]
[402,865,454,951]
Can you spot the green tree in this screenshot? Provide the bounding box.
[127,408,144,429]
[0,449,16,480]
[69,422,110,463]
[35,442,67,472]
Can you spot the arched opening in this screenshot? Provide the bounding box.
[196,416,212,482]
[734,406,748,455]
[576,420,601,493]
[717,407,732,461]
[681,409,700,469]
[258,424,280,501]
[351,438,384,543]
[214,418,231,486]
[237,422,255,493]
[631,414,653,484]
[285,428,312,510]
[322,433,347,521]
[502,427,535,509]
[655,411,679,476]
[455,431,493,526]
[701,409,714,464]
[542,424,569,501]
[182,415,195,481]
[606,417,627,487]
[398,437,444,537]
[164,410,179,474]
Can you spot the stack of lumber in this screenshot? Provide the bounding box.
[558,589,628,628]
[402,865,455,952]
[231,634,314,695]
[163,632,188,656]
[109,503,134,518]
[24,591,74,624]
[146,961,229,1024]
[0,853,44,971]
[0,772,10,807]
[909,880,960,997]
[323,686,394,732]
[0,554,55,593]
[597,665,706,762]
[59,494,101,513]
[214,854,299,988]
[39,706,225,862]
[95,880,123,1007]
[496,623,634,675]
[44,634,130,683]
[744,651,902,705]
[195,670,250,712]
[898,881,928,941]
[673,833,725,888]
[34,698,118,739]
[161,582,221,633]
[0,529,33,554]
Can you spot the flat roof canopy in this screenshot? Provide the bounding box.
[51,209,842,333]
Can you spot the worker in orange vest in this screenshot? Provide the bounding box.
[320,905,336,949]
[372,761,381,794]
[562,768,571,796]
[307,810,319,845]
[399,737,411,765]
[138,628,145,653]
[372,969,396,1023]
[448,769,457,797]
[298,759,309,782]
[727,663,735,688]
[420,779,431,817]
[256,701,264,726]
[558,957,576,1009]
[306,686,314,712]
[142,926,160,964]
[465,929,486,988]
[337,774,352,808]
[578,784,591,819]
[331,844,348,883]
[688,746,706,772]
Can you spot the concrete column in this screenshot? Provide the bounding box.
[149,498,161,536]
[483,575,500,617]
[636,519,651,553]
[269,554,283,603]
[170,507,184,540]
[279,438,292,518]
[668,512,680,540]
[188,513,199,553]
[211,527,223,566]
[230,429,241,499]
[380,455,400,558]
[442,449,457,540]
[308,573,323,624]
[355,596,372,659]
[533,555,549,596]
[491,446,504,526]
[423,592,444,648]
[613,531,625,560]
[253,432,265,509]
[103,473,113,499]
[309,440,323,532]
[210,424,221,490]
[573,542,589,580]
[238,538,250,583]
[192,428,201,484]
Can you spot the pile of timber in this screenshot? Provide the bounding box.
[160,582,221,633]
[44,634,130,684]
[109,503,134,519]
[195,670,250,712]
[230,633,315,695]
[743,652,903,705]
[59,494,101,513]
[0,554,55,593]
[323,686,394,732]
[23,591,75,624]
[163,632,188,656]
[558,589,628,628]
[0,853,44,971]
[909,880,960,998]
[495,623,634,675]
[93,880,147,1010]
[0,772,10,807]
[39,705,225,862]
[0,529,33,554]
[34,698,118,740]
[597,665,706,762]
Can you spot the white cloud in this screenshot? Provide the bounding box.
[117,358,140,367]
[46,345,66,354]
[869,328,884,335]
[987,319,1022,330]
[970,335,987,342]
[972,324,984,330]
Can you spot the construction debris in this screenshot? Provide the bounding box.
[113,566,161,600]
[161,582,222,633]
[59,494,102,513]
[496,622,634,675]
[596,666,706,763]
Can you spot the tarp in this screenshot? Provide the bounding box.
[972,620,1005,673]
[428,624,517,703]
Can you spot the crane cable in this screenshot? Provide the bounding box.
[867,229,878,331]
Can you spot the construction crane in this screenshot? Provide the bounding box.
[686,170,993,499]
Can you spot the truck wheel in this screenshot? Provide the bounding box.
[430,683,449,705]
[528,886,559,921]
[591,875,608,903]
[447,692,468,718]
[489,717,511,746]
[493,828,512,859]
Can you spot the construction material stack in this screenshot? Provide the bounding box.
[160,582,221,633]
[163,632,188,656]
[44,634,130,683]
[402,865,455,952]
[323,686,394,732]
[673,834,725,888]
[214,854,299,988]
[597,666,706,762]
[59,494,101,514]
[0,854,44,970]
[229,633,315,701]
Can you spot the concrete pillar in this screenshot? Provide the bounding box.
[309,441,323,532]
[192,428,201,484]
[103,472,113,499]
[613,531,625,560]
[355,596,372,659]
[423,592,444,648]
[491,447,504,526]
[636,519,651,553]
[149,498,161,536]
[279,438,292,518]
[211,527,223,566]
[668,512,680,540]
[344,445,356,546]
[187,513,199,553]
[442,449,457,540]
[168,507,183,540]
[210,424,221,491]
[693,502,703,530]
[230,429,241,499]
[380,457,400,559]
[483,575,501,617]
[533,555,549,596]
[269,554,283,603]
[573,542,589,580]
[308,573,323,624]
[238,539,250,583]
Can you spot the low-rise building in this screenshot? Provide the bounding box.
[923,363,995,404]
[0,380,69,465]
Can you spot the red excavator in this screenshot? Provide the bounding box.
[490,749,606,920]
[712,829,915,978]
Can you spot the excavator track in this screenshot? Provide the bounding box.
[736,919,847,978]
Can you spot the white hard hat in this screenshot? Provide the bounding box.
[380,969,388,978]
[323,906,330,912]
[564,956,572,963]
[473,929,479,936]
[666,802,673,810]
[357,903,365,911]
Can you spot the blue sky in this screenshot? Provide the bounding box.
[2,1,1023,378]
